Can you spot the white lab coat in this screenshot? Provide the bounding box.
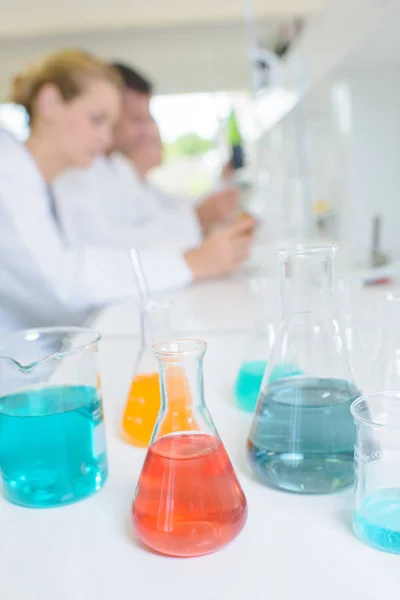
[54,153,202,252]
[111,155,203,244]
[0,131,192,333]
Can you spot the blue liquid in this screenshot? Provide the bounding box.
[0,385,108,508]
[234,360,302,412]
[247,377,359,493]
[354,489,400,553]
[234,361,267,412]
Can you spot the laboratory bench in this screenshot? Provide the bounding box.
[1,255,399,600]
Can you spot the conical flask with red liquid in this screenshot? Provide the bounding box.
[121,300,170,447]
[132,339,248,557]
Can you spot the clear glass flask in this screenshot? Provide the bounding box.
[132,339,247,557]
[0,327,107,508]
[121,300,170,448]
[247,245,361,494]
[367,292,400,393]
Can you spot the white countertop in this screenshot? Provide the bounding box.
[88,270,258,339]
[1,258,399,599]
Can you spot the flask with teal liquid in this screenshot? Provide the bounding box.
[247,245,360,494]
[234,276,299,412]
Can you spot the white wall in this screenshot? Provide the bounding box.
[339,67,400,265]
[259,64,400,265]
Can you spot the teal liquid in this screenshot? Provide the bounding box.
[247,377,359,493]
[354,489,400,553]
[0,385,108,508]
[234,361,267,412]
[234,360,302,412]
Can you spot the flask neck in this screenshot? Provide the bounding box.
[153,339,218,440]
[158,350,205,413]
[279,246,337,318]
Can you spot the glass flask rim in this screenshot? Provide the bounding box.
[275,243,338,257]
[153,338,207,358]
[351,391,400,431]
[0,326,101,370]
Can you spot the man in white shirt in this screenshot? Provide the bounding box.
[110,62,240,237]
[111,117,240,245]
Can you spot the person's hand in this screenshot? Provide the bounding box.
[196,186,239,234]
[236,211,259,229]
[184,218,255,280]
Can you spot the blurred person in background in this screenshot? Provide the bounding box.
[0,50,251,333]
[0,50,137,333]
[0,50,254,334]
[119,116,217,245]
[54,61,255,280]
[109,62,240,237]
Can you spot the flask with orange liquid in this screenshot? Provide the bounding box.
[121,300,170,447]
[132,339,248,557]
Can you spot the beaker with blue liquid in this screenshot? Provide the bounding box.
[0,327,108,508]
[247,245,361,494]
[352,392,400,554]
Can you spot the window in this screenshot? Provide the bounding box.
[0,104,29,140]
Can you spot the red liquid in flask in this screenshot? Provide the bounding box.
[132,433,247,557]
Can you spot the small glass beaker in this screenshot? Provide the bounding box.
[352,392,400,554]
[132,339,247,557]
[121,300,171,447]
[0,327,107,508]
[247,244,361,494]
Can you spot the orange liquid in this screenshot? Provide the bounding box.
[132,433,248,557]
[122,374,160,447]
[122,368,199,448]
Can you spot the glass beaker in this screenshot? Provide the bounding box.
[0,327,107,508]
[352,392,400,554]
[234,321,276,412]
[367,292,400,393]
[121,300,170,447]
[132,339,247,557]
[247,244,361,494]
[234,276,277,412]
[234,276,302,412]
